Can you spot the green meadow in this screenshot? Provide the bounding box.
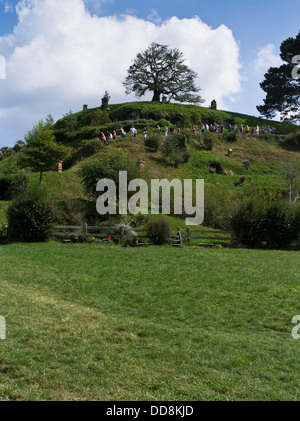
[0,243,299,401]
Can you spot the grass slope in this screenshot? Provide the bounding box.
[57,101,295,134]
[1,243,299,401]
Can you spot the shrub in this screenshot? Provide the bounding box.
[147,218,172,245]
[144,133,161,151]
[7,186,57,242]
[230,198,266,248]
[157,119,172,128]
[80,138,104,157]
[79,150,140,198]
[284,131,300,148]
[222,131,238,142]
[53,129,67,143]
[264,201,300,249]
[77,126,100,140]
[161,133,187,167]
[201,131,215,150]
[0,171,30,200]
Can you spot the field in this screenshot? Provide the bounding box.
[1,243,300,401]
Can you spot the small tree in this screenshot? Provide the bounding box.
[24,120,71,183]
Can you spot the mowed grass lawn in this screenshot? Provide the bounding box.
[0,243,300,401]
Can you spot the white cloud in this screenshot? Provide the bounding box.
[0,0,242,146]
[253,44,282,72]
[4,1,13,13]
[147,9,162,25]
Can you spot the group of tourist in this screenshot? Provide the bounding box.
[198,122,276,135]
[100,127,127,143]
[99,122,276,144]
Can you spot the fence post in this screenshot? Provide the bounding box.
[187,227,190,243]
[83,223,88,235]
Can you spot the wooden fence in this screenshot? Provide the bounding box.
[53,224,233,244]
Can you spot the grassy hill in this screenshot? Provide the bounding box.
[0,101,299,227]
[56,101,295,136]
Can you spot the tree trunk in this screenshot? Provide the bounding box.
[152,90,161,102]
[39,171,43,184]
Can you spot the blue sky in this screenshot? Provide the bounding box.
[0,0,299,146]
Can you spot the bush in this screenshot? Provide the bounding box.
[157,119,172,128]
[0,171,30,200]
[77,126,100,140]
[144,133,161,151]
[53,129,68,143]
[230,199,266,248]
[7,186,57,242]
[147,218,172,245]
[264,201,300,249]
[201,131,215,150]
[161,133,187,166]
[80,138,104,157]
[222,131,238,142]
[284,131,300,148]
[79,150,140,198]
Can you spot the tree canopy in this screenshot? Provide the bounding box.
[123,43,203,104]
[257,32,300,123]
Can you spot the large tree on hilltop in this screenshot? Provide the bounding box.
[257,31,300,123]
[123,43,204,104]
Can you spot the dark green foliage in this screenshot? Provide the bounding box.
[53,129,68,143]
[77,126,100,140]
[284,131,300,148]
[230,199,266,248]
[257,31,300,123]
[12,140,25,153]
[7,186,57,242]
[80,139,104,157]
[231,198,300,249]
[144,133,161,151]
[264,201,300,249]
[222,131,238,142]
[147,218,172,245]
[79,151,139,198]
[157,119,172,128]
[0,171,30,200]
[63,110,78,131]
[161,133,187,166]
[90,109,111,126]
[201,131,215,150]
